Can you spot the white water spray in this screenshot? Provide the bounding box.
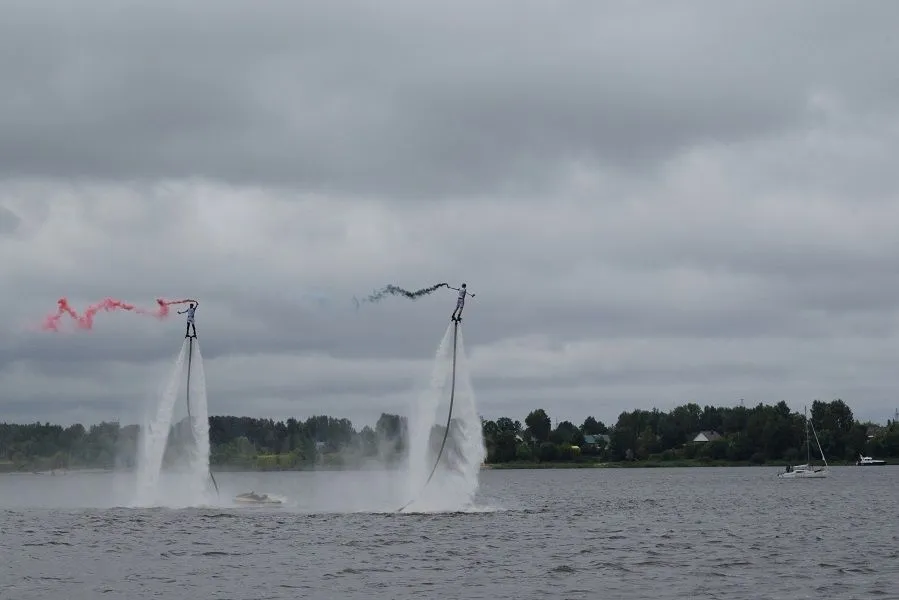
[186,339,214,502]
[402,322,486,511]
[443,326,487,501]
[133,340,187,505]
[406,324,454,497]
[132,338,215,507]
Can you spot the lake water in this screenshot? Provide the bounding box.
[1,466,897,599]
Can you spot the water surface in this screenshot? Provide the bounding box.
[2,466,896,599]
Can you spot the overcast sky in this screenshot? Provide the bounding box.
[2,1,899,430]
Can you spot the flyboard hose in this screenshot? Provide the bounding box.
[397,319,459,513]
[186,336,219,496]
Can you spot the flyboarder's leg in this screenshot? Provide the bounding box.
[185,322,190,338]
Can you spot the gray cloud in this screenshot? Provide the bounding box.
[3,1,898,197]
[0,206,20,235]
[2,2,899,429]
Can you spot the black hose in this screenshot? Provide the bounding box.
[208,466,219,496]
[397,320,458,512]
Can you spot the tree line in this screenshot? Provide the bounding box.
[0,414,409,472]
[483,399,898,465]
[1,399,897,472]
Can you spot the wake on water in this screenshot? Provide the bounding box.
[132,338,215,507]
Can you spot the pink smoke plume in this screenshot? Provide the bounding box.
[42,297,196,332]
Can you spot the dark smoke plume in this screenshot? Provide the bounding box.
[354,283,449,308]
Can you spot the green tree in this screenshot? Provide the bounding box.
[550,421,582,446]
[581,416,608,435]
[537,442,558,461]
[515,443,534,461]
[525,409,552,443]
[482,417,519,463]
[496,417,521,434]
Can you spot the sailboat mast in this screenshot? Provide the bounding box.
[809,411,829,469]
[805,405,810,465]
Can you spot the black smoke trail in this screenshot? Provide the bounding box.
[358,283,449,305]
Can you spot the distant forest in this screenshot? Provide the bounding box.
[1,399,897,472]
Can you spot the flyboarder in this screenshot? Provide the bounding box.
[448,283,474,322]
[178,301,198,338]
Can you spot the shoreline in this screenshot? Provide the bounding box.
[481,460,870,469]
[3,459,882,474]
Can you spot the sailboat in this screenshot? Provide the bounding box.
[778,406,829,479]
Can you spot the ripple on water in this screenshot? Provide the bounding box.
[1,467,899,599]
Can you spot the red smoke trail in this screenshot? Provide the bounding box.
[42,297,196,332]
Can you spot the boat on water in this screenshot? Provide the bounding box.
[779,406,829,479]
[856,454,887,466]
[234,491,283,505]
[779,462,828,478]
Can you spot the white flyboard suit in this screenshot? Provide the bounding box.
[450,283,474,322]
[178,301,198,338]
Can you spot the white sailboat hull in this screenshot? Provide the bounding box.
[778,468,828,479]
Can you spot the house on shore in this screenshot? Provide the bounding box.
[582,434,610,449]
[692,430,723,443]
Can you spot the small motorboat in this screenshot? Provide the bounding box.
[856,454,887,466]
[234,491,283,505]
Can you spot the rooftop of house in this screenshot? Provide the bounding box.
[583,434,610,444]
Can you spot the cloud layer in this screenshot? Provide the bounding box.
[2,1,899,428]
